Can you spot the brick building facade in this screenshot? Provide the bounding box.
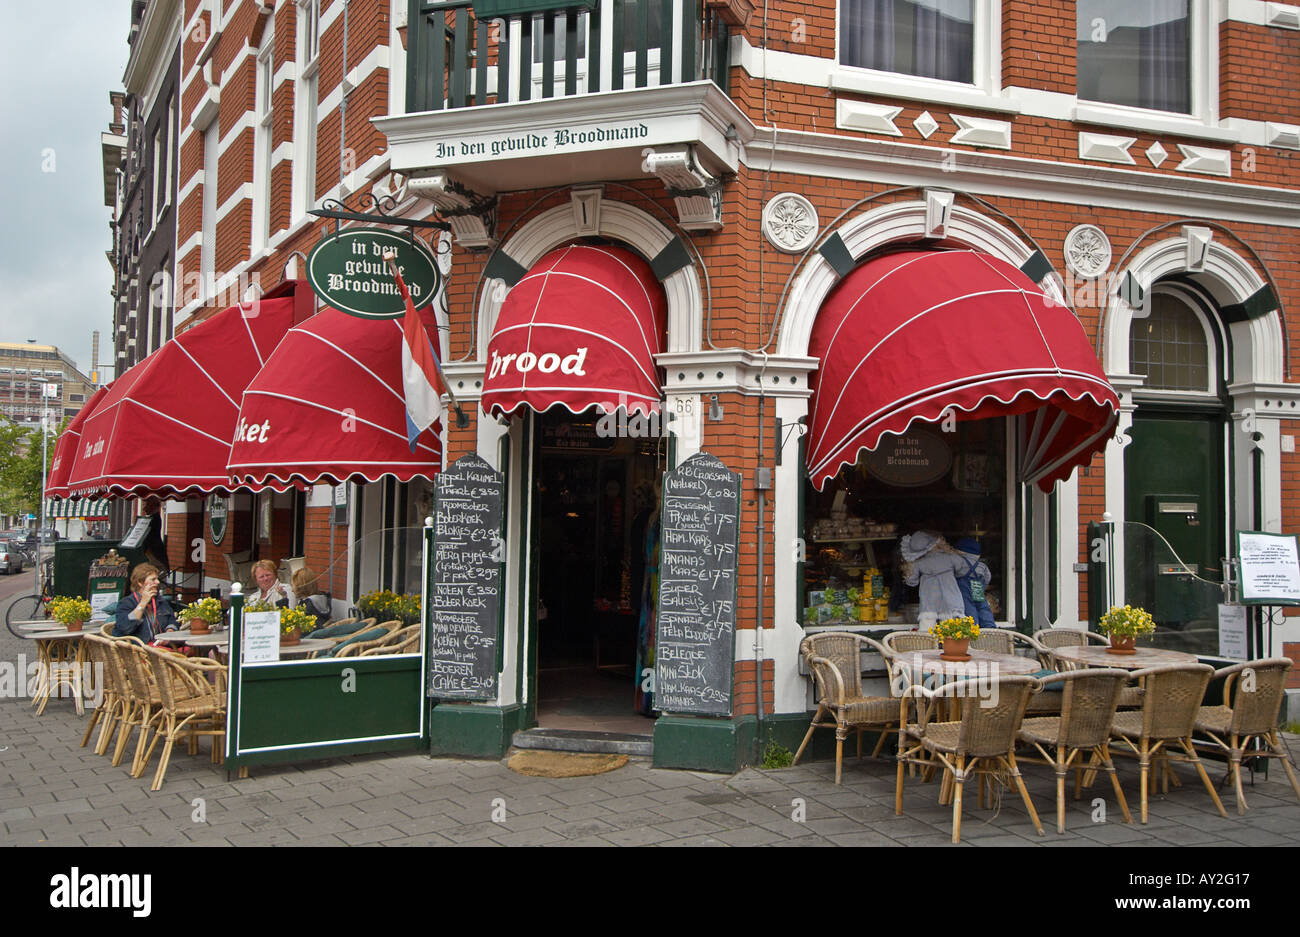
[102,0,1300,770]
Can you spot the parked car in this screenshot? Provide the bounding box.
[0,542,22,574]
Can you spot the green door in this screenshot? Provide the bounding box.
[1125,412,1226,581]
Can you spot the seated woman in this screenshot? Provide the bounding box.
[113,563,178,642]
[250,558,295,608]
[291,567,331,628]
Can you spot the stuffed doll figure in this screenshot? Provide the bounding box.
[899,531,968,629]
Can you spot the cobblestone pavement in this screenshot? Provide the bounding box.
[5,605,1300,847]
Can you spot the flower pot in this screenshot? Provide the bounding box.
[189,619,211,635]
[65,620,84,633]
[1107,634,1136,655]
[280,628,301,646]
[939,637,971,662]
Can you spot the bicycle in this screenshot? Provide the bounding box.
[6,557,55,638]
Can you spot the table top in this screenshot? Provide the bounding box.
[152,628,229,646]
[277,638,333,658]
[894,648,1042,679]
[22,627,88,640]
[1051,644,1200,671]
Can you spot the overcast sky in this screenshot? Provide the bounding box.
[0,3,130,381]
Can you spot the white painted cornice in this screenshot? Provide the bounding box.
[124,0,182,95]
[741,128,1300,227]
[657,351,819,397]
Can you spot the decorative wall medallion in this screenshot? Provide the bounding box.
[1064,224,1112,279]
[1145,141,1168,168]
[762,193,819,253]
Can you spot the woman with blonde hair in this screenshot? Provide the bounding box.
[250,558,294,608]
[292,566,330,627]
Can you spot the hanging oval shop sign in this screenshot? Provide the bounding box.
[861,425,953,487]
[208,493,229,545]
[306,228,442,319]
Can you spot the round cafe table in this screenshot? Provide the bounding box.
[23,628,89,716]
[1050,644,1199,671]
[895,648,1042,681]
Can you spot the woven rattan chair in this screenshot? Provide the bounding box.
[883,631,938,655]
[333,619,405,658]
[972,629,1046,658]
[115,638,166,776]
[792,632,898,784]
[1194,658,1300,814]
[1032,627,1110,666]
[1108,663,1227,823]
[1018,668,1134,833]
[895,675,1044,843]
[360,624,422,656]
[80,633,131,756]
[138,647,226,791]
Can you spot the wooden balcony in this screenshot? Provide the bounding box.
[405,0,732,113]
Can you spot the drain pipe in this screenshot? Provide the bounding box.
[753,353,771,762]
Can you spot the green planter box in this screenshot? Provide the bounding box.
[470,0,597,18]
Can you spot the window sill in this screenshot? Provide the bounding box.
[830,67,1019,115]
[1073,102,1241,145]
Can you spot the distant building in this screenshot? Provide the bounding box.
[0,343,96,427]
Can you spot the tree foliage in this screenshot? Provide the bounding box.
[0,418,62,517]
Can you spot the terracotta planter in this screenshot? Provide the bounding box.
[280,628,301,646]
[1107,633,1137,655]
[939,637,971,662]
[189,619,211,635]
[65,620,84,633]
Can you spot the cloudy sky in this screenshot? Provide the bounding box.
[0,3,130,381]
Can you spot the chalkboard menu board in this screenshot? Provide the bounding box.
[428,454,505,700]
[655,452,740,716]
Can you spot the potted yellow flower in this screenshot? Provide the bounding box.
[279,605,317,646]
[50,596,94,633]
[179,596,223,635]
[1097,605,1155,655]
[931,615,980,662]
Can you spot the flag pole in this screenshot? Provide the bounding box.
[383,248,469,429]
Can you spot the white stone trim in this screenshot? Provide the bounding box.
[178,231,203,261]
[1266,2,1300,27]
[218,111,257,153]
[835,100,902,137]
[317,46,389,119]
[475,199,703,355]
[270,141,294,167]
[1175,144,1234,177]
[1078,132,1137,165]
[949,113,1011,149]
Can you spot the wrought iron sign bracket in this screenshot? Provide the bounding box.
[310,192,450,246]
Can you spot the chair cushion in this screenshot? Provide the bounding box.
[317,627,386,658]
[311,619,367,639]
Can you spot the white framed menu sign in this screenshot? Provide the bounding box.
[1236,531,1300,606]
[242,610,281,663]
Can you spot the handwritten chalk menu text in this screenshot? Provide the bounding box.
[428,454,505,699]
[655,452,740,716]
[1237,531,1300,605]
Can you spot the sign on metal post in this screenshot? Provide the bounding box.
[208,494,228,545]
[306,227,442,319]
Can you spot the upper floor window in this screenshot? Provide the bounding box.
[294,0,321,218]
[841,0,974,84]
[1077,0,1190,114]
[253,43,274,248]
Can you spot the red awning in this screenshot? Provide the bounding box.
[226,307,443,489]
[64,283,312,498]
[46,383,111,499]
[806,250,1118,492]
[481,244,666,418]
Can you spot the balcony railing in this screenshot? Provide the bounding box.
[406,0,730,113]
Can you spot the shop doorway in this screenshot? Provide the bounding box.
[531,407,666,735]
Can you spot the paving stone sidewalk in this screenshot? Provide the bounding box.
[5,617,1300,846]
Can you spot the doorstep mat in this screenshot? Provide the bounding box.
[507,750,628,778]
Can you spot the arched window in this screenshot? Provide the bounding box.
[1129,291,1212,392]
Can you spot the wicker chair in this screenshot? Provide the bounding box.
[79,633,131,756]
[972,629,1046,658]
[883,630,938,654]
[1108,663,1227,823]
[1032,627,1110,666]
[1017,668,1134,833]
[1194,658,1300,815]
[114,638,166,776]
[360,624,422,656]
[895,674,1044,843]
[792,632,899,784]
[138,647,226,791]
[333,620,405,658]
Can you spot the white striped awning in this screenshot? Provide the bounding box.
[43,498,112,518]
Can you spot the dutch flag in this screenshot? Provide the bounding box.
[386,250,446,451]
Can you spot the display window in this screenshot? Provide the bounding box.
[802,418,1009,628]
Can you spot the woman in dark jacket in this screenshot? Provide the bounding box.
[113,563,178,642]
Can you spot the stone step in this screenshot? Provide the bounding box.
[510,727,653,757]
